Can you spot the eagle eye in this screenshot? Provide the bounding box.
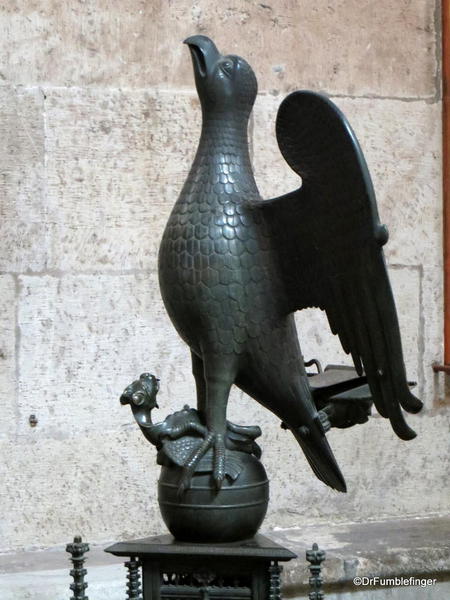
[221,60,234,77]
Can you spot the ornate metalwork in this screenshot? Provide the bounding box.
[66,535,89,600]
[63,534,312,600]
[125,556,142,600]
[121,374,268,543]
[106,534,296,600]
[156,33,423,500]
[268,562,282,600]
[306,543,326,600]
[120,375,262,464]
[118,34,422,546]
[160,567,253,599]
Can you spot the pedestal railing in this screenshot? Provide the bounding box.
[66,536,326,600]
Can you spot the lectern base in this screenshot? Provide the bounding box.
[105,533,297,600]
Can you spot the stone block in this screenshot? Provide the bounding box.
[0,86,46,272]
[252,96,442,268]
[421,265,445,404]
[0,275,17,438]
[337,98,442,270]
[44,88,200,271]
[389,266,421,385]
[0,565,124,600]
[0,1,436,97]
[262,412,450,529]
[17,272,193,439]
[0,429,165,552]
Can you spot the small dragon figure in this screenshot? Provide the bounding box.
[120,373,262,484]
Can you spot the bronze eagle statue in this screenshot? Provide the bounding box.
[157,35,422,493]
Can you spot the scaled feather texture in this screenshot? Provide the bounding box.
[158,36,422,492]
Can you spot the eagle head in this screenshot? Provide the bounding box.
[184,35,257,116]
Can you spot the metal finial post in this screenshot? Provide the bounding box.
[268,562,283,600]
[125,556,142,600]
[66,535,89,600]
[306,543,326,600]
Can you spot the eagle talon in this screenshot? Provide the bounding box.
[226,421,261,439]
[317,410,331,433]
[213,433,226,490]
[167,421,208,439]
[178,432,215,494]
[177,431,228,493]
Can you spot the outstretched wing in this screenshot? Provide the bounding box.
[258,91,422,440]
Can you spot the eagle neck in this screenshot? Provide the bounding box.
[196,109,252,170]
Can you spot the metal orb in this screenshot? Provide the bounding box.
[158,452,269,542]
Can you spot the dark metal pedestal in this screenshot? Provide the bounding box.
[105,534,297,600]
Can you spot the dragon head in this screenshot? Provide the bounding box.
[120,373,160,427]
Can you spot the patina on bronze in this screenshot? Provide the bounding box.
[105,534,296,600]
[122,35,422,542]
[120,373,268,542]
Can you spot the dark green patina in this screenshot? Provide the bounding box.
[156,34,421,493]
[121,35,421,543]
[105,534,296,600]
[64,35,422,599]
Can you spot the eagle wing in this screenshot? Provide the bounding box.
[258,91,422,440]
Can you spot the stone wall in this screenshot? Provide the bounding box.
[0,1,446,554]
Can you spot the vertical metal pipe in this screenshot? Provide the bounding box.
[443,0,450,365]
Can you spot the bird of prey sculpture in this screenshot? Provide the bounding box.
[158,35,422,493]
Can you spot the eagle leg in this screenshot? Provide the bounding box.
[191,350,207,419]
[204,357,235,489]
[178,353,236,493]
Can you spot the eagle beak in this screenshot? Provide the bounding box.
[184,35,220,78]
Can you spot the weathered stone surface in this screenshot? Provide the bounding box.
[323,584,449,600]
[2,516,450,600]
[278,515,450,588]
[0,86,46,272]
[0,1,436,97]
[16,272,193,438]
[44,88,200,271]
[263,412,450,529]
[252,96,442,268]
[0,542,123,573]
[389,267,421,385]
[0,565,124,600]
[421,265,445,404]
[0,429,165,552]
[0,275,17,438]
